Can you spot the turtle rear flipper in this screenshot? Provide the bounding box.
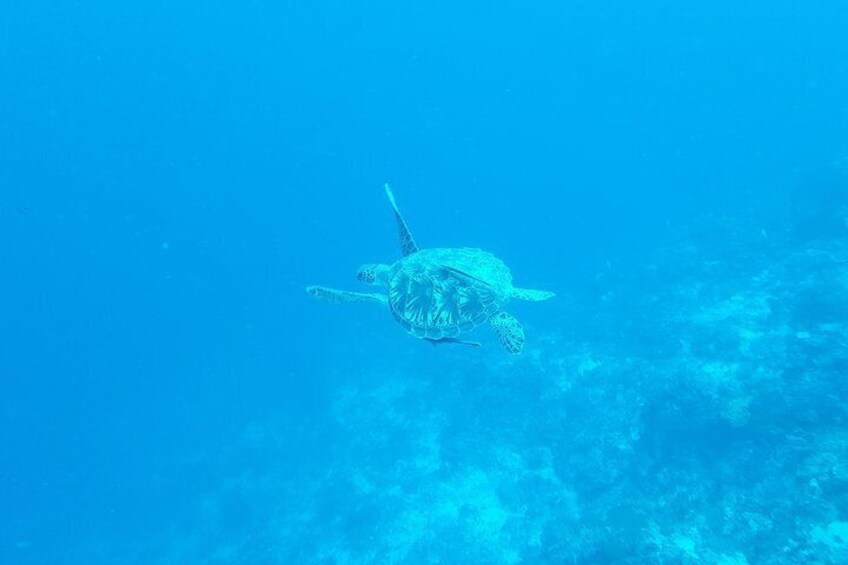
[307,286,387,305]
[490,311,525,354]
[384,184,420,257]
[512,288,555,301]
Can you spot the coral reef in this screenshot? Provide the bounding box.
[145,196,848,564]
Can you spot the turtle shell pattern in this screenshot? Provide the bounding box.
[387,247,514,339]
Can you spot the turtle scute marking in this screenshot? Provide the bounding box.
[387,252,502,338]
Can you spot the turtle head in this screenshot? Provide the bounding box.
[357,263,390,286]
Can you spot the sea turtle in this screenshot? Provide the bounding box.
[306,185,554,354]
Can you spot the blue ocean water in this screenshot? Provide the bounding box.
[2,1,848,562]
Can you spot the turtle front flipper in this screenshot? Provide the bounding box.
[489,311,525,354]
[424,337,482,348]
[512,288,555,301]
[384,184,420,257]
[307,286,387,305]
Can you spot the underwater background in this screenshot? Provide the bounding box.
[2,0,848,563]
